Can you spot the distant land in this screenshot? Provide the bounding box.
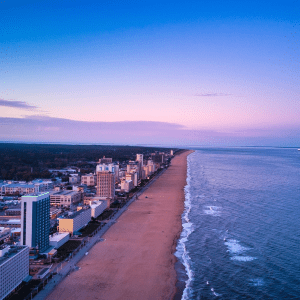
[0,143,179,181]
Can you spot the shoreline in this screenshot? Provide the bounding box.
[47,150,193,300]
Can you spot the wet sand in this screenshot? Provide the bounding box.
[47,150,192,300]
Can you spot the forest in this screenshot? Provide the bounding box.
[0,143,175,181]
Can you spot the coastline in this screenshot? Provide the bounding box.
[47,150,193,300]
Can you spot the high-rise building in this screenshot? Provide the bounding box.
[21,192,50,252]
[96,164,115,198]
[0,245,29,300]
[136,154,143,166]
[151,152,165,164]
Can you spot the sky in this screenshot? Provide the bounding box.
[0,0,299,147]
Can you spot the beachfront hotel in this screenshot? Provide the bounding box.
[20,192,50,252]
[96,164,115,199]
[0,245,29,300]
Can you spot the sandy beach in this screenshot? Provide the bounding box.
[47,150,192,300]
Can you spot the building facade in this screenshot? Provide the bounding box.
[81,174,96,186]
[96,164,115,199]
[58,208,91,234]
[4,184,37,195]
[21,193,50,252]
[0,245,29,300]
[136,154,143,166]
[50,190,81,207]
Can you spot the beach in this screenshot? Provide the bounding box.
[47,150,192,300]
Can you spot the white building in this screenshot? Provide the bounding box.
[147,160,156,174]
[127,161,139,173]
[121,179,134,193]
[90,201,109,218]
[49,232,69,249]
[0,245,29,300]
[136,154,143,166]
[21,193,50,252]
[126,171,138,187]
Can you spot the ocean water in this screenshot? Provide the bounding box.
[175,148,300,300]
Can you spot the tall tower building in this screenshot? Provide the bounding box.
[96,164,115,199]
[136,154,143,166]
[21,192,50,252]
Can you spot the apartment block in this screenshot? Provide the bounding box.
[21,193,50,252]
[0,245,29,300]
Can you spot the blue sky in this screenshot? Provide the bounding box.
[0,0,299,146]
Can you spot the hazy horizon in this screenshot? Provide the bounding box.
[1,0,299,146]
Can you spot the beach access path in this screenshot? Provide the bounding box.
[45,150,191,300]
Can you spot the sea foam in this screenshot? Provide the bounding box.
[175,153,194,300]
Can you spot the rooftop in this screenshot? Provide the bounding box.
[22,192,50,199]
[59,207,90,219]
[51,190,78,196]
[0,245,28,266]
[5,184,35,188]
[0,219,21,224]
[49,232,69,242]
[90,201,103,209]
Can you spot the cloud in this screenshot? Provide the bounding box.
[0,116,299,147]
[194,93,232,97]
[0,99,38,110]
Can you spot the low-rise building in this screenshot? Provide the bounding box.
[69,174,80,184]
[0,219,21,228]
[0,227,10,243]
[4,184,37,195]
[0,245,29,300]
[90,201,109,219]
[31,179,54,192]
[58,207,91,234]
[81,174,96,186]
[0,183,8,196]
[5,208,21,216]
[50,191,81,207]
[50,207,62,219]
[49,232,69,249]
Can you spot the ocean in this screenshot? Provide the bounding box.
[175,148,300,300]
